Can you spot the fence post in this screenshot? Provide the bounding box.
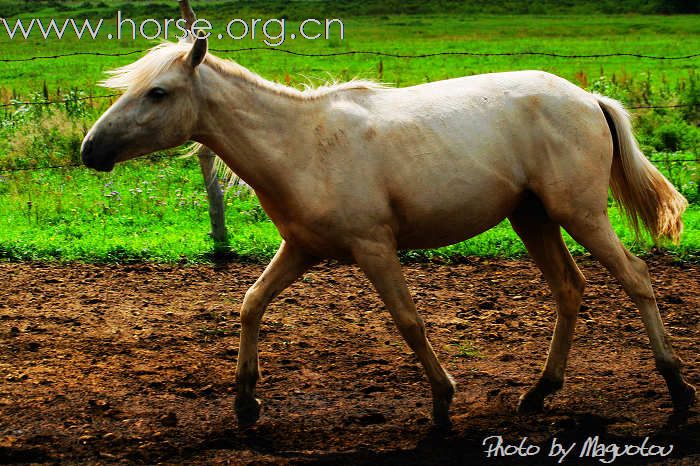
[197,146,228,246]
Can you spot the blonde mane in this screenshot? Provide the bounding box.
[101,41,385,100]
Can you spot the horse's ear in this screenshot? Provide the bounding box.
[186,31,208,68]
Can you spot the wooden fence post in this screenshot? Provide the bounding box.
[197,146,228,245]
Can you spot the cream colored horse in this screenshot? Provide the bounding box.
[81,36,695,428]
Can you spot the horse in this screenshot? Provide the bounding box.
[81,35,695,428]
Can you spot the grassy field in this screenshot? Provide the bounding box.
[0,5,698,263]
[2,158,698,263]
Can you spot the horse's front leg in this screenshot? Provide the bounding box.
[235,240,317,427]
[352,235,456,428]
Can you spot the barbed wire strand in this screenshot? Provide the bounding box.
[0,154,173,174]
[213,48,700,60]
[628,104,696,109]
[0,94,120,108]
[0,48,699,63]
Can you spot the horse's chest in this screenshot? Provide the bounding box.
[257,193,354,258]
[279,218,355,260]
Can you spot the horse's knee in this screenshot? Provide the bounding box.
[553,273,586,318]
[570,269,587,295]
[240,286,266,327]
[626,251,648,274]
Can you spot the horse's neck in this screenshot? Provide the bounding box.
[193,68,318,197]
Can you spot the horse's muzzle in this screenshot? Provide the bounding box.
[81,136,115,172]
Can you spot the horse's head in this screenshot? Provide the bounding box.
[81,36,208,172]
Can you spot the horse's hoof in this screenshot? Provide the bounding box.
[517,392,545,414]
[672,383,696,413]
[236,397,261,427]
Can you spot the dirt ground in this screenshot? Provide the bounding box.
[0,255,698,465]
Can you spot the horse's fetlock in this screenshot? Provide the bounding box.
[235,396,262,427]
[397,318,424,335]
[236,362,259,387]
[537,375,564,393]
[432,377,456,400]
[656,356,682,377]
[446,373,457,393]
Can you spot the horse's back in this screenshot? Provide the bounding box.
[366,70,591,108]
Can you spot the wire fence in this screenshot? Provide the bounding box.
[0,46,698,174]
[0,94,120,109]
[1,46,698,110]
[0,154,174,175]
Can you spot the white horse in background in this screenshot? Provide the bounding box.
[81,34,694,427]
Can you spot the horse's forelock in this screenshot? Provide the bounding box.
[100,42,190,92]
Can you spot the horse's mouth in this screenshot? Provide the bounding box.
[93,161,116,172]
[82,155,116,172]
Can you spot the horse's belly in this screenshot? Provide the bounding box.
[390,164,524,249]
[395,193,522,249]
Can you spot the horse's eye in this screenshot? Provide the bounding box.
[147,87,167,101]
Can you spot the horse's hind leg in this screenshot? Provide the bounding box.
[235,241,318,426]
[509,196,586,413]
[561,212,696,412]
[352,235,456,427]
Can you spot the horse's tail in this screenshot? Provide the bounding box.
[595,94,687,244]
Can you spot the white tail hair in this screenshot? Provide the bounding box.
[596,94,688,243]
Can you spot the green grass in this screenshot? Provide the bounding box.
[453,339,484,359]
[0,9,698,263]
[0,158,280,262]
[410,206,700,262]
[1,157,698,263]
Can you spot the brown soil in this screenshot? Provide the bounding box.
[0,256,698,465]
